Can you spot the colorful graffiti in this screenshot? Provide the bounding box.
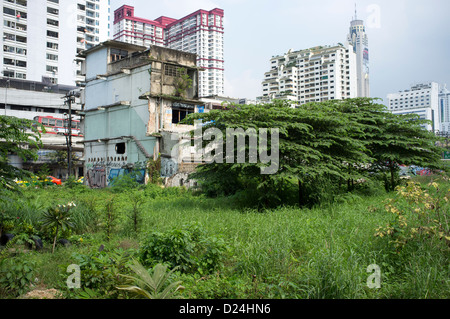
[85,159,147,188]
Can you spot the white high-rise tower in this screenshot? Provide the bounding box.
[347,7,370,97]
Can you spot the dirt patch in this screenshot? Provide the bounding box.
[21,288,62,299]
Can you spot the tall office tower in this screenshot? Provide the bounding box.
[1,0,110,86]
[259,43,357,105]
[439,84,450,133]
[387,82,440,132]
[112,5,225,97]
[347,13,370,97]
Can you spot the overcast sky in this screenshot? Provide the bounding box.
[110,0,450,104]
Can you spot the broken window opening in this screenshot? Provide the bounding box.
[115,142,126,154]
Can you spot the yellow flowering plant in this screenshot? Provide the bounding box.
[374,180,450,251]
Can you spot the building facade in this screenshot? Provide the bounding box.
[1,0,110,86]
[387,82,440,132]
[0,77,84,177]
[347,18,370,98]
[439,84,450,134]
[112,5,224,98]
[258,44,357,105]
[258,17,369,105]
[80,40,206,188]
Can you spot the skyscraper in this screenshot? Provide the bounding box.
[1,0,111,86]
[347,10,370,97]
[112,5,225,98]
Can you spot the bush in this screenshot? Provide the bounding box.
[139,223,227,274]
[0,258,36,297]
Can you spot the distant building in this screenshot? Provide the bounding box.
[1,0,110,86]
[79,40,207,188]
[258,17,369,105]
[439,84,450,133]
[112,5,224,97]
[259,43,357,106]
[0,77,84,177]
[347,18,370,98]
[387,82,440,132]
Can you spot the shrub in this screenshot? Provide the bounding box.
[139,223,227,274]
[0,258,36,297]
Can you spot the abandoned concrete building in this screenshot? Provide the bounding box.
[79,40,208,188]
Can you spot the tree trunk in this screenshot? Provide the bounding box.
[298,179,305,207]
[52,225,59,254]
[390,161,395,192]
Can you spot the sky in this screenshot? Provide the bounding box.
[109,0,450,104]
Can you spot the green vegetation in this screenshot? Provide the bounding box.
[0,175,448,299]
[183,98,446,207]
[0,99,448,299]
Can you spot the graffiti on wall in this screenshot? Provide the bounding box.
[161,157,178,177]
[86,158,147,188]
[86,167,107,188]
[109,168,146,185]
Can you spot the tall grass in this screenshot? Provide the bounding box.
[3,178,449,299]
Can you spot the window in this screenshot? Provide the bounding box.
[47,42,58,50]
[46,65,58,73]
[47,7,59,15]
[165,64,187,77]
[115,143,126,154]
[172,108,194,124]
[47,19,59,26]
[3,7,15,16]
[47,30,58,38]
[16,35,26,43]
[110,48,128,62]
[46,53,58,61]
[16,60,26,67]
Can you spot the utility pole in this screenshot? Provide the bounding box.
[63,90,80,178]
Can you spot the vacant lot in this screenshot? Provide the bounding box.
[0,176,449,299]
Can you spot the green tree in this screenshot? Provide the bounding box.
[183,98,445,207]
[336,98,445,191]
[0,116,43,190]
[184,99,369,207]
[41,202,76,253]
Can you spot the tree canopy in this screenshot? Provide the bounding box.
[0,115,43,190]
[183,98,446,207]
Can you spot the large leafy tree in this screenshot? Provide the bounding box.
[183,99,370,206]
[183,98,445,207]
[0,115,43,190]
[335,98,445,191]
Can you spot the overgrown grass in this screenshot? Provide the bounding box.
[1,177,449,299]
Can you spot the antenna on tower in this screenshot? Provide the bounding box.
[355,3,357,20]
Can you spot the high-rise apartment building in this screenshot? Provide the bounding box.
[258,18,368,105]
[439,84,450,133]
[1,0,111,86]
[112,5,224,98]
[259,43,357,105]
[387,82,440,132]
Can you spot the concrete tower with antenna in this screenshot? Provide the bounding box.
[348,4,370,97]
